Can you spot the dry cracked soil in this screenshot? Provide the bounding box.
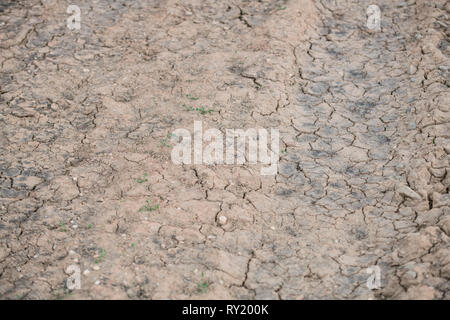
[0,0,449,300]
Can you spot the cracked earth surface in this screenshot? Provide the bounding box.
[0,0,449,299]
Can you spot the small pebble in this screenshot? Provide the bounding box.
[83,269,90,275]
[93,265,100,271]
[218,216,227,225]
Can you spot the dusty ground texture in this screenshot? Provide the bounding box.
[0,0,449,299]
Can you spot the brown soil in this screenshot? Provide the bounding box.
[0,0,449,299]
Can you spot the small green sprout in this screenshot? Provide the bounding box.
[183,104,214,114]
[59,222,67,232]
[197,272,208,293]
[160,133,175,147]
[137,173,148,183]
[94,248,106,264]
[138,200,160,212]
[186,94,199,100]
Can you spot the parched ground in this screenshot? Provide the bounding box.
[0,0,449,300]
